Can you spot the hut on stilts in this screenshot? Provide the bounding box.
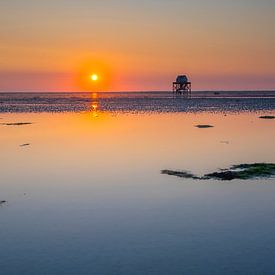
[173,75,191,96]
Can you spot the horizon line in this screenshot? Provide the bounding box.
[0,90,275,94]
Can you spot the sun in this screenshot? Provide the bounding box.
[90,74,98,81]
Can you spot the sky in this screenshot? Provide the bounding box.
[0,0,274,91]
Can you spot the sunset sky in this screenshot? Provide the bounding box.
[0,0,274,92]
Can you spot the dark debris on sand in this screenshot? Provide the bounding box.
[20,143,30,147]
[220,141,229,144]
[162,163,275,181]
[0,200,7,205]
[259,116,275,119]
[195,125,214,128]
[1,122,32,126]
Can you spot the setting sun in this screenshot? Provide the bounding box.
[90,74,98,81]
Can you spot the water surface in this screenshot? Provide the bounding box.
[0,93,275,274]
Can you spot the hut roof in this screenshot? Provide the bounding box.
[176,75,189,83]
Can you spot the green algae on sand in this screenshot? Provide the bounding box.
[162,163,275,181]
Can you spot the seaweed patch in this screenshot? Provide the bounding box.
[161,170,200,180]
[162,163,275,181]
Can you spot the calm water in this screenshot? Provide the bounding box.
[0,92,275,274]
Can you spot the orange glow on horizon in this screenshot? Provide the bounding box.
[75,59,113,91]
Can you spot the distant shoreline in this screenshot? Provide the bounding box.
[0,90,275,94]
[1,92,275,113]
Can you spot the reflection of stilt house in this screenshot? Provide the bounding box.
[173,75,191,95]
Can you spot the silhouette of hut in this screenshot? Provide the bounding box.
[173,75,191,95]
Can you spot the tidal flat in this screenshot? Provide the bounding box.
[1,100,275,274]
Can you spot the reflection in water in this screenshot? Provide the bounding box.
[1,112,275,275]
[91,102,99,117]
[91,92,99,117]
[92,92,98,99]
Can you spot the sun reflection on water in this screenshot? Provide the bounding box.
[90,93,99,117]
